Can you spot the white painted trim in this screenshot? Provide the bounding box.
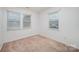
[4,33,39,43]
[0,43,3,50]
[40,34,79,49]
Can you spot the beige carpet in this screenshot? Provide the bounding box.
[1,35,79,52]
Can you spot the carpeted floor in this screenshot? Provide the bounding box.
[1,35,79,52]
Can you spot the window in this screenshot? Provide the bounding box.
[7,11,20,31]
[49,12,59,29]
[23,15,31,28]
[7,11,31,31]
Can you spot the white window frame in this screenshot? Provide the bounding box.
[23,14,31,29]
[7,11,21,31]
[49,12,59,30]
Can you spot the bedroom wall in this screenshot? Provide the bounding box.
[0,8,4,48]
[0,7,79,48]
[39,7,79,48]
[2,7,39,44]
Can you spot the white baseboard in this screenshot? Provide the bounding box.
[0,44,3,50]
[40,34,79,49]
[1,33,39,50]
[0,47,1,50]
[4,33,39,43]
[2,33,79,50]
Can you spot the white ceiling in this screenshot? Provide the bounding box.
[28,7,50,13]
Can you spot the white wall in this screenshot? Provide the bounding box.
[0,8,4,48]
[1,7,39,46]
[0,7,79,49]
[39,7,79,48]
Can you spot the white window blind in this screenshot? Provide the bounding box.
[23,15,31,28]
[7,11,20,31]
[49,12,59,29]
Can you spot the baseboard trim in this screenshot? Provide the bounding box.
[2,34,79,50]
[4,34,39,44]
[39,34,79,49]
